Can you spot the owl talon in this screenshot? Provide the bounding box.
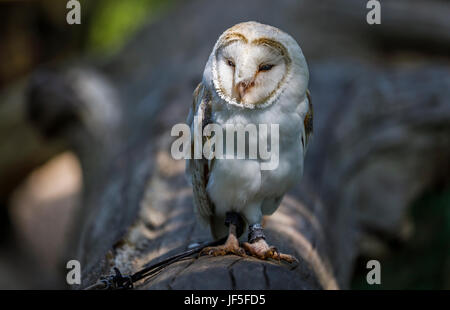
[243,240,297,264]
[199,245,245,257]
[269,246,279,257]
[199,223,246,258]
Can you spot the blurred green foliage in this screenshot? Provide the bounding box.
[87,0,173,54]
[352,187,450,289]
[0,0,175,86]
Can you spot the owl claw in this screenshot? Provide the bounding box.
[242,240,298,264]
[199,245,246,257]
[199,229,246,258]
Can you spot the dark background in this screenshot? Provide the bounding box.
[0,0,449,289]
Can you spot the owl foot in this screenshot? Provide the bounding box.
[242,239,298,264]
[200,228,246,257]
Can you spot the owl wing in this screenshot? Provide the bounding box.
[186,83,214,225]
[302,89,313,155]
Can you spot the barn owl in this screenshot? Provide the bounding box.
[186,21,312,262]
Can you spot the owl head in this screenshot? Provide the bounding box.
[205,21,309,109]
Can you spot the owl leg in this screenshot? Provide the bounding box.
[200,212,246,257]
[242,224,298,264]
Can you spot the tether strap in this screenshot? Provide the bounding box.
[224,211,245,238]
[84,236,226,290]
[248,223,265,243]
[85,212,245,290]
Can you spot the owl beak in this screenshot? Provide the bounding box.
[236,80,254,100]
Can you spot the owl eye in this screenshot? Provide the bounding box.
[259,64,274,72]
[227,59,235,67]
